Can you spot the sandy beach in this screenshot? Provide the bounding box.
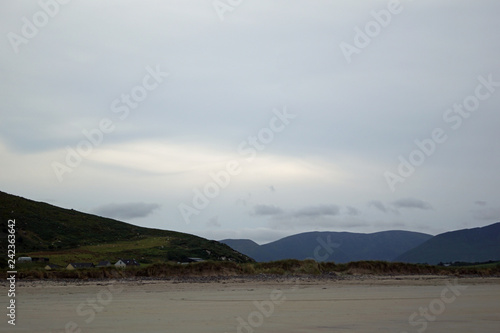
[2,276,500,333]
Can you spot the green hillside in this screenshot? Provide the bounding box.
[0,191,253,264]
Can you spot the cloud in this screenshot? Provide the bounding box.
[1,1,499,245]
[292,205,340,219]
[369,200,388,213]
[269,215,370,230]
[374,220,408,229]
[207,216,221,228]
[92,202,160,220]
[235,193,252,207]
[391,198,433,210]
[474,200,487,206]
[472,207,500,221]
[252,204,284,216]
[346,206,360,216]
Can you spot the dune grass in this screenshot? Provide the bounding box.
[6,259,500,280]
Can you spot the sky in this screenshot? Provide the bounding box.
[1,0,499,244]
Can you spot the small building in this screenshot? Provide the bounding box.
[96,260,112,267]
[17,257,32,263]
[66,263,95,270]
[115,260,126,268]
[187,257,204,263]
[115,259,140,268]
[180,257,205,264]
[45,264,62,270]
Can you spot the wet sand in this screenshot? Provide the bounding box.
[2,276,500,332]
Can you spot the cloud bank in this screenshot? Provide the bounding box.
[93,202,160,220]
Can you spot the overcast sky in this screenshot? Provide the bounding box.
[1,0,499,244]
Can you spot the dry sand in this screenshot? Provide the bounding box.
[2,275,499,332]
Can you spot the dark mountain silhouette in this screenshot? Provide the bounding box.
[221,230,432,263]
[395,222,500,264]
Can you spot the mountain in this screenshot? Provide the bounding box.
[395,222,500,264]
[220,239,261,260]
[221,230,432,263]
[0,191,253,264]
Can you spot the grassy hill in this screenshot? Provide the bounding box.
[395,222,500,264]
[0,191,253,265]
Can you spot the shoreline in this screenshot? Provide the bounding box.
[6,274,500,288]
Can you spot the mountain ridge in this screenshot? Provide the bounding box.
[221,230,433,263]
[221,223,500,264]
[395,222,500,264]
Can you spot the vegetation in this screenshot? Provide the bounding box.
[4,259,499,280]
[0,191,253,263]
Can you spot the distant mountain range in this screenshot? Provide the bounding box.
[221,230,433,263]
[221,222,500,264]
[395,222,500,264]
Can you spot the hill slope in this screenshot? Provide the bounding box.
[221,230,432,263]
[395,222,500,264]
[0,191,253,264]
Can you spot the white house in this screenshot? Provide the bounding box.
[114,260,126,268]
[17,257,32,263]
[115,259,140,268]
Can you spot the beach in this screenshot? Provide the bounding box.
[2,276,500,333]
